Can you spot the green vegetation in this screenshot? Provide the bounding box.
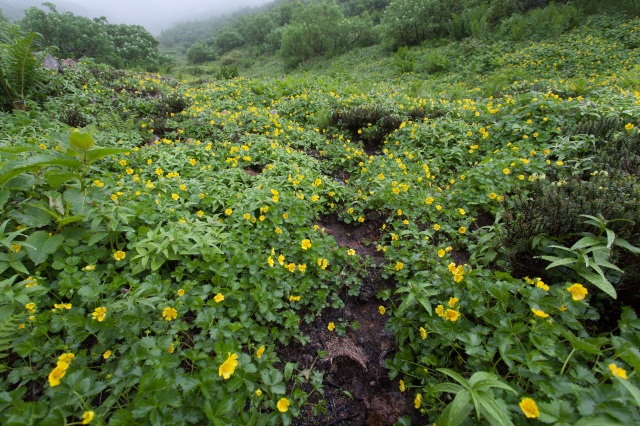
[0,1,640,425]
[20,3,171,72]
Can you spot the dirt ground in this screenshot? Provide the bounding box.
[278,214,428,425]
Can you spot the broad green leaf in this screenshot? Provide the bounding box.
[571,236,601,251]
[44,171,80,188]
[86,147,129,162]
[436,389,472,426]
[541,256,576,269]
[616,377,640,408]
[0,190,9,210]
[437,368,471,389]
[24,231,65,265]
[476,393,514,426]
[69,131,94,151]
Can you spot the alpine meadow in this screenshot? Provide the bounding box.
[0,0,640,425]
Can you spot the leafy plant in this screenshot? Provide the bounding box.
[539,214,640,299]
[0,24,43,110]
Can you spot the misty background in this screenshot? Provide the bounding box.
[0,0,272,35]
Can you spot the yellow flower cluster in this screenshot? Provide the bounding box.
[48,353,75,387]
[447,262,466,283]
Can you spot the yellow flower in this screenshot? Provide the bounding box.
[459,226,466,234]
[378,306,386,315]
[419,327,427,340]
[25,302,36,311]
[503,168,510,175]
[103,350,112,359]
[399,380,405,392]
[395,262,404,271]
[433,224,440,231]
[225,208,233,216]
[328,322,335,331]
[298,264,307,273]
[81,410,95,424]
[531,308,549,318]
[214,293,224,303]
[301,239,311,250]
[91,307,107,322]
[11,244,20,252]
[625,123,634,131]
[437,249,445,258]
[277,397,290,413]
[167,343,175,354]
[346,248,356,256]
[519,398,539,418]
[609,363,628,379]
[162,307,178,321]
[286,263,296,272]
[48,361,68,387]
[278,254,285,266]
[567,283,588,301]
[256,346,265,359]
[171,193,179,201]
[414,393,422,409]
[448,297,459,308]
[444,309,459,322]
[84,265,94,271]
[218,353,238,380]
[435,305,444,317]
[458,208,465,215]
[243,213,251,220]
[177,289,185,297]
[425,197,434,205]
[113,251,126,261]
[453,274,464,283]
[58,353,75,364]
[255,389,262,396]
[289,295,301,302]
[488,192,497,199]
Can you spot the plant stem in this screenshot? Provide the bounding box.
[560,348,576,375]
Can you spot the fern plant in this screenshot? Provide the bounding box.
[0,24,43,110]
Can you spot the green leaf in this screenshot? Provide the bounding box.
[614,237,640,254]
[436,389,472,426]
[0,190,9,210]
[560,329,602,355]
[571,236,601,251]
[476,393,514,426]
[69,131,94,151]
[284,362,296,381]
[429,383,463,395]
[542,256,576,269]
[616,377,640,408]
[86,147,129,162]
[437,368,471,390]
[24,231,64,265]
[44,171,80,188]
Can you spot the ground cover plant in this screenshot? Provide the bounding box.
[1,6,640,426]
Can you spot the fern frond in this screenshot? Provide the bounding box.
[0,309,19,373]
[0,26,42,109]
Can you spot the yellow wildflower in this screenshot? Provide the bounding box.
[218,353,238,380]
[519,398,539,418]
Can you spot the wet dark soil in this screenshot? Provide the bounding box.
[278,211,429,425]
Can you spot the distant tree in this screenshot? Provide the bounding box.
[214,28,245,54]
[381,0,460,49]
[186,40,216,64]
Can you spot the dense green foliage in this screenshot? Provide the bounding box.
[0,24,44,110]
[20,4,170,71]
[1,2,640,425]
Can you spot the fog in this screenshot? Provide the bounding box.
[7,0,273,34]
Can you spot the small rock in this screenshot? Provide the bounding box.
[61,58,76,69]
[42,54,59,70]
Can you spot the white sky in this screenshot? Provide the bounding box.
[55,0,272,34]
